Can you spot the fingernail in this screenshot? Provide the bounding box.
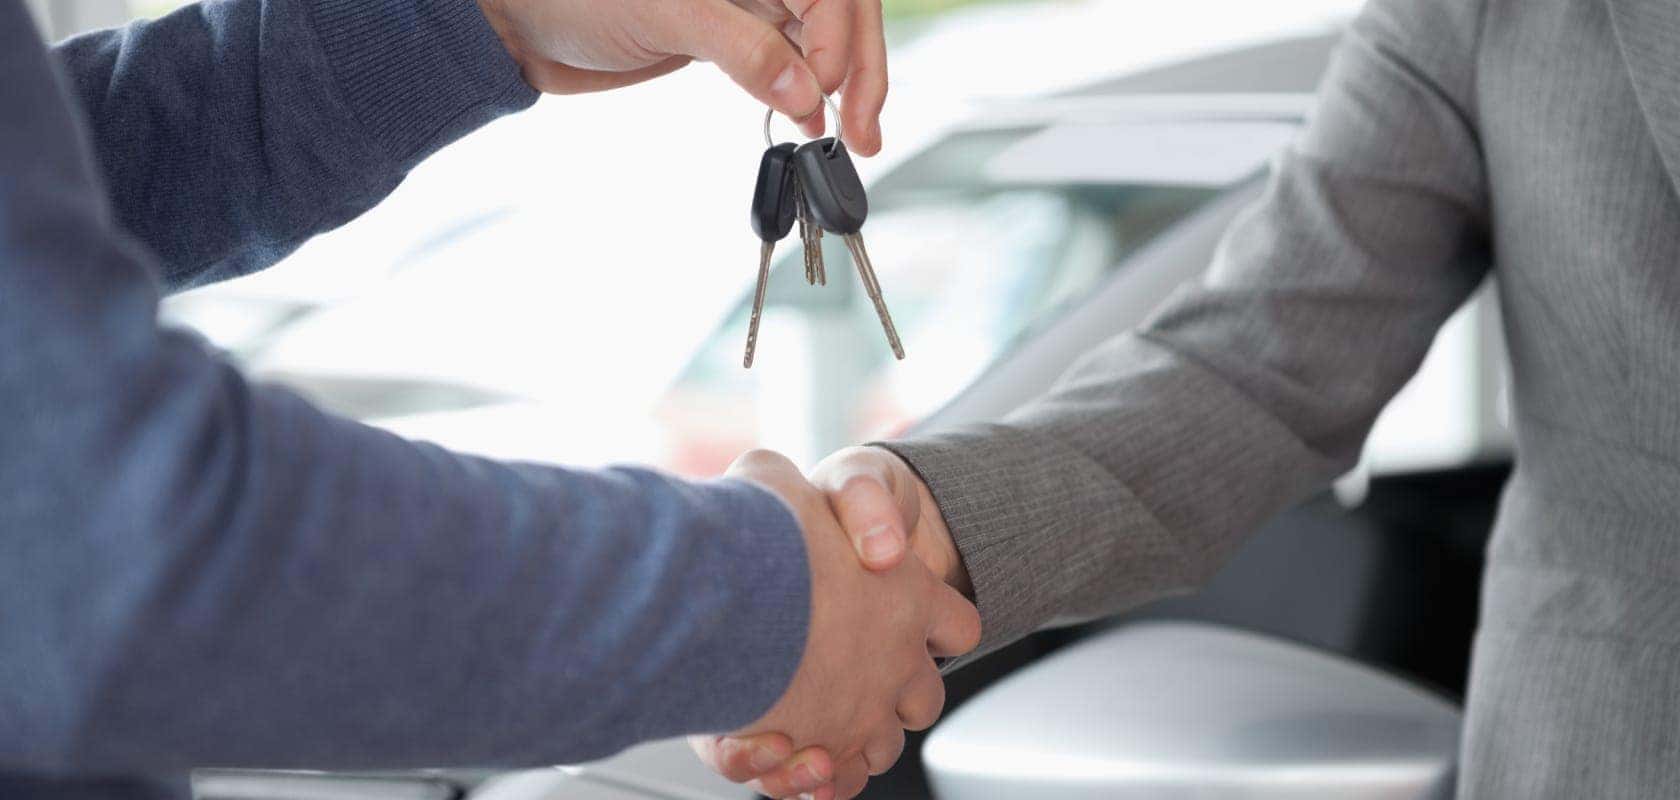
[771,64,820,117]
[861,524,902,563]
[750,745,781,772]
[799,794,816,800]
[795,763,823,789]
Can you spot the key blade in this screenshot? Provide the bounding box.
[813,226,827,286]
[744,240,775,368]
[795,177,826,287]
[813,245,825,286]
[803,197,826,287]
[844,234,904,360]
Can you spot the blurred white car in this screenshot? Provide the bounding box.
[160,0,1422,475]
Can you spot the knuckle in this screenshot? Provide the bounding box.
[837,775,869,800]
[865,730,905,775]
[751,770,792,797]
[836,473,887,507]
[838,755,872,796]
[740,447,778,463]
[733,448,789,472]
[903,686,944,731]
[710,740,748,781]
[814,446,888,487]
[732,748,770,782]
[792,0,824,22]
[928,678,949,719]
[809,55,846,93]
[740,24,789,82]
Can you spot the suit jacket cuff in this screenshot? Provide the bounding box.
[878,425,1191,669]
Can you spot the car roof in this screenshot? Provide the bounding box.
[1063,33,1340,98]
[934,34,1338,140]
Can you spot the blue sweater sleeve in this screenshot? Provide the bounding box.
[52,0,538,290]
[1,0,810,777]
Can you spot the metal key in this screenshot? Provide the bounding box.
[745,143,799,368]
[796,178,814,285]
[793,176,826,286]
[794,137,905,360]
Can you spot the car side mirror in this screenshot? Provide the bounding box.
[923,622,1460,799]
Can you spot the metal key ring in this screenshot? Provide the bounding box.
[763,95,845,151]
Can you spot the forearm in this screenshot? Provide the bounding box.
[4,310,810,775]
[3,8,806,773]
[882,332,1359,661]
[885,0,1494,663]
[52,0,535,290]
[10,399,807,772]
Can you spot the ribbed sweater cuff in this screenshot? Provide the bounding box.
[308,0,539,168]
[665,477,813,733]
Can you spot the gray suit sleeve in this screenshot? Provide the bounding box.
[882,0,1493,663]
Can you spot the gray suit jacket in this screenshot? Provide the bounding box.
[885,0,1680,795]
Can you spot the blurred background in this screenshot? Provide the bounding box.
[26,1,1514,798]
[28,0,1425,479]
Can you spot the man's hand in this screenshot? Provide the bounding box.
[690,450,979,800]
[696,447,974,799]
[809,446,970,594]
[476,0,889,155]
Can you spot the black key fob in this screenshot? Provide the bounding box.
[795,138,868,235]
[751,143,799,242]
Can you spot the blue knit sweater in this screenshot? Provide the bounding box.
[0,1,810,797]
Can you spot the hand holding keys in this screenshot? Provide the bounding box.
[744,101,904,368]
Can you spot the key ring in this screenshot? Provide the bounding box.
[764,95,845,151]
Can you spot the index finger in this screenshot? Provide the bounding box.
[840,0,887,155]
[664,0,824,126]
[786,0,855,94]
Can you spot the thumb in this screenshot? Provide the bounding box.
[655,0,823,126]
[812,447,921,571]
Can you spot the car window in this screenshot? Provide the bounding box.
[655,128,1223,476]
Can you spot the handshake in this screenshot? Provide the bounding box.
[691,447,979,800]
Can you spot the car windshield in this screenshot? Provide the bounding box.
[657,127,1221,476]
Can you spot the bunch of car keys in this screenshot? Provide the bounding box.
[744,98,904,368]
